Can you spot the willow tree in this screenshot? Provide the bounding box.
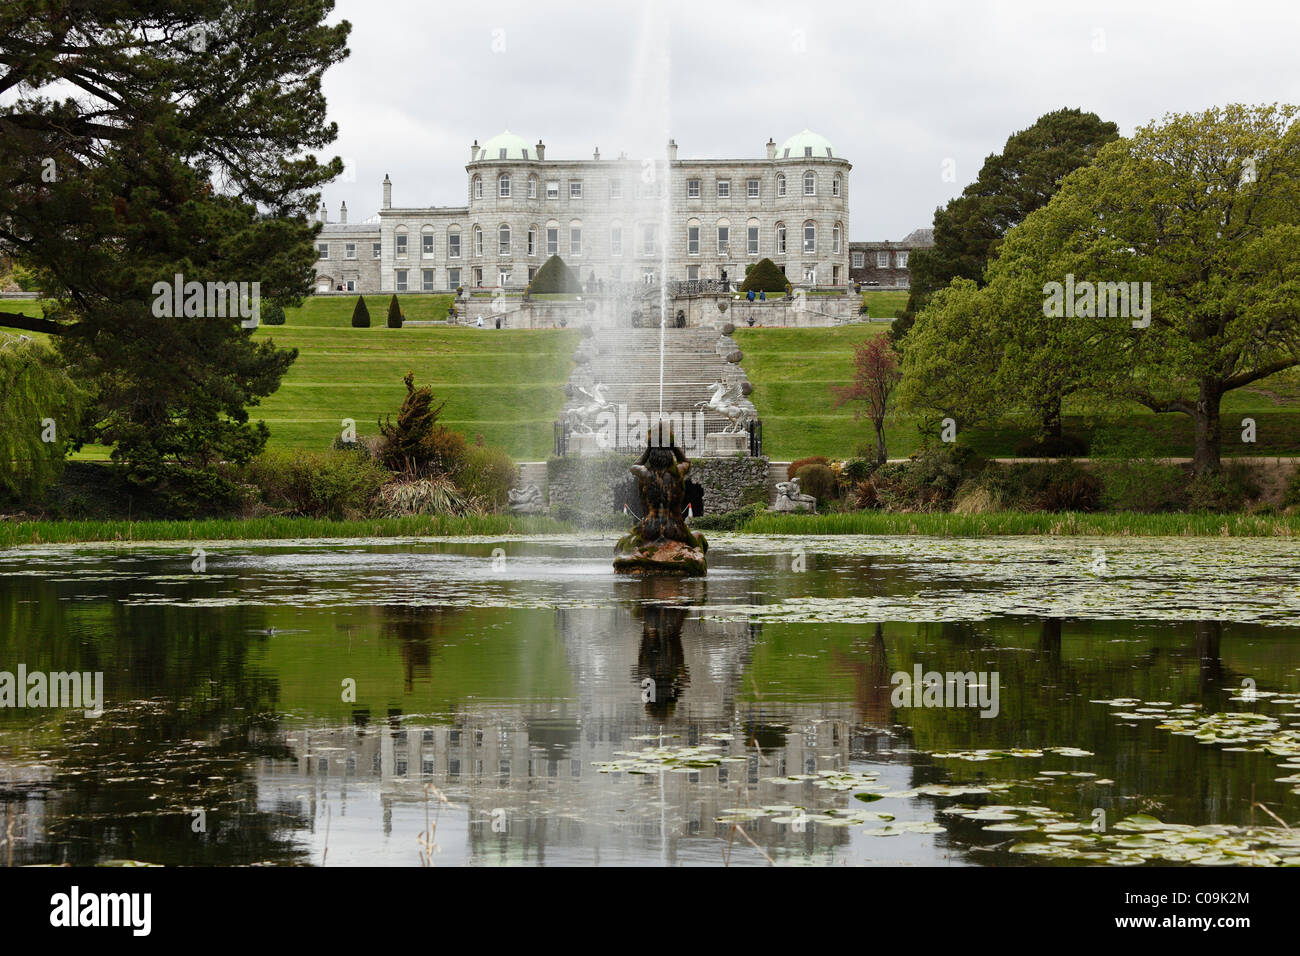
[0,336,87,498]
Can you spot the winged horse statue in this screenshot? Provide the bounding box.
[566,383,614,435]
[695,381,751,434]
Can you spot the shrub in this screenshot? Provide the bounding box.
[739,258,789,294]
[261,301,286,326]
[530,254,582,293]
[841,457,878,484]
[154,466,249,519]
[689,502,766,531]
[1185,465,1260,512]
[454,444,515,508]
[378,372,469,475]
[1284,465,1300,507]
[350,295,370,328]
[794,463,837,502]
[788,456,830,480]
[375,476,480,517]
[244,448,388,519]
[386,294,403,328]
[872,443,984,512]
[851,479,878,509]
[1096,460,1187,513]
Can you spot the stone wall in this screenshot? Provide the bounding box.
[687,456,772,513]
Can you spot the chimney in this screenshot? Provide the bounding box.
[536,140,546,162]
[766,138,776,160]
[593,147,600,161]
[339,201,347,224]
[382,174,391,210]
[319,202,328,223]
[470,139,479,162]
[667,138,678,162]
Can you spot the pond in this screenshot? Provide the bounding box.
[1,534,1299,867]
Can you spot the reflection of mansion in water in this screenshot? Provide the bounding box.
[254,604,905,862]
[312,129,852,294]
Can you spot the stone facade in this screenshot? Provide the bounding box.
[314,129,852,295]
[848,228,934,289]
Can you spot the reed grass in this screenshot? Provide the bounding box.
[0,513,570,548]
[736,510,1300,537]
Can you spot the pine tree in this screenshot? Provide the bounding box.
[351,296,371,328]
[386,294,403,328]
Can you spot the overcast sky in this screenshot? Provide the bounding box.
[319,0,1300,239]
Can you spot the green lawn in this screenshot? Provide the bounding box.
[251,294,575,460]
[734,326,1300,460]
[860,289,909,317]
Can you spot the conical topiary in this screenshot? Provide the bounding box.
[739,258,788,294]
[529,254,582,293]
[386,294,403,328]
[351,295,371,328]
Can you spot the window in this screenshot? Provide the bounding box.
[833,222,842,254]
[317,243,328,259]
[833,264,841,285]
[546,181,559,199]
[610,223,623,256]
[609,180,623,200]
[776,173,786,197]
[877,251,889,268]
[747,221,759,256]
[803,171,816,196]
[473,175,482,199]
[747,178,760,198]
[527,225,537,256]
[395,233,407,257]
[498,224,510,256]
[776,222,787,255]
[717,179,730,198]
[832,174,841,197]
[422,269,434,292]
[569,222,582,256]
[448,229,461,259]
[396,269,408,292]
[897,251,909,268]
[803,220,816,253]
[687,222,699,255]
[448,267,460,288]
[473,267,483,287]
[498,147,507,160]
[345,242,356,260]
[546,225,558,256]
[570,180,582,199]
[528,266,537,282]
[687,179,700,198]
[372,242,382,259]
[499,174,511,198]
[473,225,483,257]
[852,251,864,268]
[687,265,699,280]
[528,177,538,199]
[640,223,658,256]
[717,222,729,255]
[498,268,510,286]
[804,145,813,158]
[422,233,434,257]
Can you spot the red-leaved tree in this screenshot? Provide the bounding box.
[832,337,902,465]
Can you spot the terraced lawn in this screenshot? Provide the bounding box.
[733,325,1300,460]
[253,295,575,460]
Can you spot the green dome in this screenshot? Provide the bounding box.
[477,130,534,161]
[779,129,835,159]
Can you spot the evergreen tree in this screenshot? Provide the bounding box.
[351,295,371,328]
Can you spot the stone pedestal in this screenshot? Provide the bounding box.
[569,432,610,457]
[703,431,749,457]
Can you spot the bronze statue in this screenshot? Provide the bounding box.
[614,424,708,575]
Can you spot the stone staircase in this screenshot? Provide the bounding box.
[560,326,757,452]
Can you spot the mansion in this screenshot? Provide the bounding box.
[312,129,859,295]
